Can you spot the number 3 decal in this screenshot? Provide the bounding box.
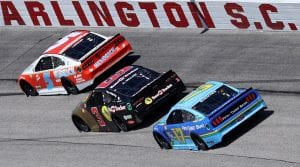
[43,72,54,90]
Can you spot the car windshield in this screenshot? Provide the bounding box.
[192,85,237,115]
[110,67,159,96]
[62,33,105,60]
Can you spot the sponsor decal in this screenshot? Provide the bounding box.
[126,103,133,111]
[221,101,248,121]
[127,120,135,124]
[53,67,75,78]
[151,84,173,100]
[123,114,132,120]
[94,47,116,68]
[74,74,85,83]
[101,105,112,122]
[133,97,144,106]
[144,97,153,105]
[109,105,126,112]
[181,124,205,131]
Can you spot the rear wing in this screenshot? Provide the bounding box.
[208,87,261,123]
[132,70,185,111]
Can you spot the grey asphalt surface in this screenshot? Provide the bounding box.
[0,27,299,167]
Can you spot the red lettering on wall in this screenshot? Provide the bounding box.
[87,1,115,26]
[139,2,159,27]
[259,4,284,30]
[224,3,250,29]
[164,2,188,27]
[51,1,74,26]
[72,1,89,26]
[1,1,25,25]
[187,2,215,28]
[24,1,51,26]
[115,2,140,27]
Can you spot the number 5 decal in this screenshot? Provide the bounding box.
[43,72,54,90]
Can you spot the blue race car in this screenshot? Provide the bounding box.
[153,81,267,150]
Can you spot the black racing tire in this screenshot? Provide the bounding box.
[112,116,129,132]
[191,134,208,151]
[61,77,79,95]
[72,116,90,132]
[20,80,38,96]
[153,132,171,149]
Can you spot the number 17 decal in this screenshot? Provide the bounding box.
[171,128,186,144]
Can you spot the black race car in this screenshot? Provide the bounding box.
[72,65,185,132]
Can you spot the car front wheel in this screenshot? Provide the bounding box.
[20,81,38,96]
[72,116,90,132]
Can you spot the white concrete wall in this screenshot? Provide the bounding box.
[0,0,299,31]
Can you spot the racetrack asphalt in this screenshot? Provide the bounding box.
[0,27,299,167]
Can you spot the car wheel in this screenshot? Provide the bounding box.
[61,78,79,95]
[72,116,90,132]
[191,134,208,151]
[21,81,38,96]
[112,116,129,132]
[153,132,171,149]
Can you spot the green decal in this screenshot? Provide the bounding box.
[126,103,133,111]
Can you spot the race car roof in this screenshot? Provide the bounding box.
[97,66,134,89]
[174,81,225,109]
[43,30,90,55]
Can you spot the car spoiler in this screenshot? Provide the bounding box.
[132,70,185,111]
[207,87,258,119]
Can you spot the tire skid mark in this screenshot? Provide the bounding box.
[203,152,300,165]
[1,137,299,165]
[0,138,155,149]
[0,34,55,71]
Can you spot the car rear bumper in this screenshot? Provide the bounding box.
[200,99,267,148]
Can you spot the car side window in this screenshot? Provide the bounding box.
[167,110,183,125]
[182,111,195,123]
[35,57,53,72]
[86,91,103,107]
[52,57,65,68]
[166,110,195,125]
[103,92,113,104]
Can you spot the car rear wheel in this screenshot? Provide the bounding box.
[20,81,38,96]
[191,134,208,151]
[61,78,79,95]
[72,116,90,132]
[153,132,171,149]
[112,116,129,132]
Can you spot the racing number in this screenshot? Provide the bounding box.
[91,107,106,127]
[171,128,186,144]
[43,72,54,90]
